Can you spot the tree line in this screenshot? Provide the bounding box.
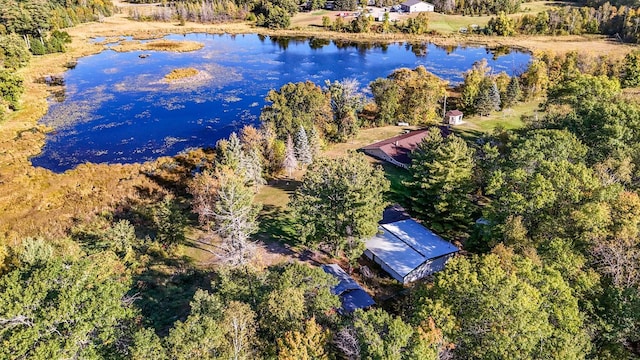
[484,3,640,43]
[430,0,522,15]
[0,0,110,52]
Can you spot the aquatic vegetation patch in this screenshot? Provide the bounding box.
[164,68,199,82]
[111,39,204,53]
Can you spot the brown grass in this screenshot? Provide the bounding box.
[111,39,204,52]
[164,67,200,81]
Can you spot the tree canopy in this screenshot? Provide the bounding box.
[290,153,389,257]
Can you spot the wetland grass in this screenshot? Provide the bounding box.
[164,68,200,82]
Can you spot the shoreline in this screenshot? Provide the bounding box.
[0,13,635,239]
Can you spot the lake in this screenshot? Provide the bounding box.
[31,33,531,172]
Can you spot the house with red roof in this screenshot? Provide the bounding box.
[359,129,429,169]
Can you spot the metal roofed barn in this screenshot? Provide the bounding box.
[322,264,376,313]
[364,219,459,284]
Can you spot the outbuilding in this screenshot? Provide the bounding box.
[364,218,459,284]
[322,264,376,313]
[445,109,464,125]
[400,0,434,13]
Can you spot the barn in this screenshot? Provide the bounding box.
[400,0,435,13]
[364,218,459,284]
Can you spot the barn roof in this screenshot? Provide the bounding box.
[401,0,425,6]
[322,264,376,313]
[365,219,459,282]
[360,129,429,165]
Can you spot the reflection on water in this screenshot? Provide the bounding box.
[32,33,531,172]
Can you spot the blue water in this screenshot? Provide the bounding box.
[31,33,531,172]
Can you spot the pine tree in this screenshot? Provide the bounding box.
[210,168,261,267]
[240,148,266,191]
[475,78,499,116]
[290,153,389,256]
[294,126,312,165]
[217,132,244,170]
[488,79,501,110]
[308,126,321,159]
[408,128,476,233]
[283,134,298,178]
[503,75,521,108]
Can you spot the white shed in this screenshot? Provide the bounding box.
[445,109,464,125]
[364,219,459,284]
[400,0,434,13]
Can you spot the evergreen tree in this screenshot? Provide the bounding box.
[209,168,261,267]
[217,132,244,170]
[503,75,521,108]
[294,126,312,165]
[153,196,187,246]
[488,79,501,110]
[408,128,476,233]
[240,148,266,191]
[290,153,389,257]
[474,77,500,116]
[189,167,261,266]
[283,134,298,177]
[622,49,640,87]
[308,125,322,159]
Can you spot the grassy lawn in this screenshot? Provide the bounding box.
[323,125,418,158]
[427,1,572,34]
[453,100,540,139]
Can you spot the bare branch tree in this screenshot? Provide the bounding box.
[333,326,361,360]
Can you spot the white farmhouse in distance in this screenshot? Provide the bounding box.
[400,0,435,13]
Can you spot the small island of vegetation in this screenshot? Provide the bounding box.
[111,39,205,52]
[164,67,200,82]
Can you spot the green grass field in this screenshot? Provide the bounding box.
[427,1,573,34]
[453,100,540,139]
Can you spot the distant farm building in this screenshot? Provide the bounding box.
[359,129,429,168]
[322,264,376,313]
[445,109,464,125]
[400,0,434,13]
[364,214,459,284]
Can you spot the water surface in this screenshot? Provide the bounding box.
[32,33,531,172]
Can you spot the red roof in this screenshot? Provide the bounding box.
[445,109,463,117]
[361,129,429,165]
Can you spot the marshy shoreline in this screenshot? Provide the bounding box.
[0,12,633,239]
